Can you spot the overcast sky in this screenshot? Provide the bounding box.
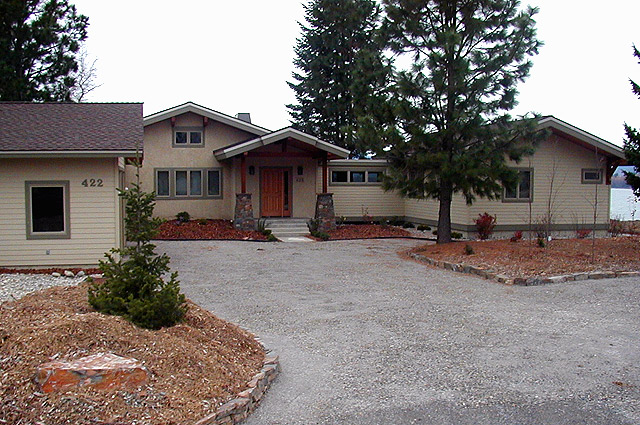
[73,0,640,147]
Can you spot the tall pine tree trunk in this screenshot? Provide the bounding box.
[437,183,453,243]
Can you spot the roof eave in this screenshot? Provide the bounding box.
[538,116,624,159]
[0,150,140,159]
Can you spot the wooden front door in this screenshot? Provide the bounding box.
[261,168,291,217]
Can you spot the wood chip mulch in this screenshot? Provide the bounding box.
[412,236,640,278]
[0,267,101,275]
[326,224,412,240]
[155,219,267,241]
[0,283,265,425]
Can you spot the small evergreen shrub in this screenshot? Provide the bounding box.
[176,211,190,223]
[464,244,474,255]
[308,218,319,232]
[402,222,415,229]
[389,216,405,226]
[311,231,330,240]
[537,237,546,248]
[89,178,187,330]
[474,212,496,240]
[417,224,431,231]
[262,229,272,236]
[451,231,463,239]
[197,218,208,225]
[510,230,523,242]
[267,234,278,242]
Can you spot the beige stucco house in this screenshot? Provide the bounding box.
[0,102,142,267]
[137,103,625,237]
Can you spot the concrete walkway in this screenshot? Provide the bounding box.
[157,239,640,425]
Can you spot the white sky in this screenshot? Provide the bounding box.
[74,0,640,147]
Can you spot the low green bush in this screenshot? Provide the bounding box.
[311,230,330,241]
[402,222,415,229]
[417,224,431,231]
[267,234,278,242]
[176,211,190,223]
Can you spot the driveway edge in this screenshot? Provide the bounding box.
[194,338,280,425]
[409,252,640,286]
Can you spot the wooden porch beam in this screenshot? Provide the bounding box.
[247,152,314,158]
[322,154,328,193]
[241,152,247,193]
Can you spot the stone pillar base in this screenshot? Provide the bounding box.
[234,193,255,231]
[315,193,336,233]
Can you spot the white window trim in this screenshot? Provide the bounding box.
[581,168,603,184]
[25,181,71,240]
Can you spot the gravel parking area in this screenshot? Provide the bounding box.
[157,238,640,424]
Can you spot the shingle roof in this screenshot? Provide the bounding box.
[0,102,143,152]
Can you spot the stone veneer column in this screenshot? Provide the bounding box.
[315,193,336,233]
[234,193,255,231]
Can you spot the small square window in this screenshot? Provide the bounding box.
[332,171,348,183]
[503,169,533,202]
[582,169,602,184]
[190,132,202,144]
[367,171,383,183]
[175,131,187,144]
[350,171,365,183]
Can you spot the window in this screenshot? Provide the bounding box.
[207,170,220,197]
[156,170,170,196]
[503,169,533,202]
[155,168,221,199]
[582,168,602,184]
[173,127,204,147]
[26,181,70,239]
[330,169,384,185]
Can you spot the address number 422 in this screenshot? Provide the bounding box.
[81,179,103,187]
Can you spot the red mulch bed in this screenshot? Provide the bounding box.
[412,236,640,278]
[326,224,412,240]
[155,219,267,241]
[0,267,101,275]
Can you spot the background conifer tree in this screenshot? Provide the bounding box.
[287,0,393,157]
[623,45,640,197]
[382,0,543,243]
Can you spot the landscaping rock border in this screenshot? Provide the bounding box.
[194,338,280,425]
[409,252,640,286]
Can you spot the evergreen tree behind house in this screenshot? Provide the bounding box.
[287,0,393,158]
[381,0,543,243]
[623,45,640,197]
[0,0,89,101]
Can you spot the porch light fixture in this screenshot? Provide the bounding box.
[249,166,255,175]
[297,166,304,175]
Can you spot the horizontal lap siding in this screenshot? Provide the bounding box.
[468,135,610,228]
[0,158,118,267]
[320,166,404,218]
[404,194,468,228]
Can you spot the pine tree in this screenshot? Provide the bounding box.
[382,0,543,243]
[287,0,393,157]
[0,0,88,101]
[623,45,640,197]
[89,166,186,330]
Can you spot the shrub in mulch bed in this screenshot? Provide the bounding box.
[155,219,267,241]
[0,267,101,275]
[317,224,412,240]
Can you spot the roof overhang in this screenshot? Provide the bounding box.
[538,116,625,160]
[144,102,270,136]
[214,127,350,160]
[0,150,139,159]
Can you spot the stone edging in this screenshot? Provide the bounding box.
[194,338,280,425]
[409,252,640,286]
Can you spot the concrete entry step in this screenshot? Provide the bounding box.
[262,218,311,241]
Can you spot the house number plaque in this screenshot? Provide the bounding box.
[81,179,104,187]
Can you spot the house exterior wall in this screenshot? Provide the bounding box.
[0,157,121,267]
[137,112,256,219]
[468,134,611,234]
[324,161,405,219]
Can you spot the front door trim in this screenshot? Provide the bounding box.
[260,167,293,217]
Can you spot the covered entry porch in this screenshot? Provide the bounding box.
[213,127,350,231]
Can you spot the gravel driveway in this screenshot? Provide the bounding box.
[157,239,640,425]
